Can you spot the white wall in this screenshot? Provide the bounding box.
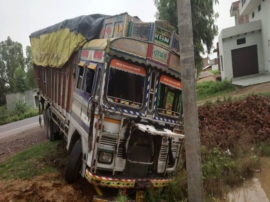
[219,21,263,80]
[260,0,270,73]
[245,0,270,73]
[6,89,38,111]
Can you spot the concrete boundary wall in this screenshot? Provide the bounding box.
[6,89,38,111]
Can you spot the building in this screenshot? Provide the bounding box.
[218,0,270,85]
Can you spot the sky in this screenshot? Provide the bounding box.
[0,0,235,54]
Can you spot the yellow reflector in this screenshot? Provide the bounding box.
[78,61,85,67]
[88,63,97,70]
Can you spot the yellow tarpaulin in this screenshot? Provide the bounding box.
[30,28,86,68]
[29,14,107,68]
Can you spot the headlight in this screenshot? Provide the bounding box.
[98,150,113,164]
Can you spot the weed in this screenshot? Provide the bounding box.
[196,80,235,99]
[13,100,29,115]
[162,169,188,201]
[256,143,270,156]
[0,104,38,125]
[210,70,220,75]
[0,141,62,180]
[116,191,128,202]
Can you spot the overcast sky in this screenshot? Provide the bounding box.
[0,0,235,53]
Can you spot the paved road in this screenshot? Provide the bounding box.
[0,116,42,140]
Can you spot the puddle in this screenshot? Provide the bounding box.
[226,157,270,202]
[257,157,270,200]
[227,178,269,202]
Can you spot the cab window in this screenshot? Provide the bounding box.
[83,68,95,94]
[157,75,182,117]
[106,59,146,108]
[76,62,96,95]
[76,66,84,89]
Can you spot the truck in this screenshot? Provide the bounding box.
[30,13,184,200]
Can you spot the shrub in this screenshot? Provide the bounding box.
[256,143,270,156]
[196,80,235,99]
[0,102,38,125]
[201,146,260,197]
[13,100,29,115]
[162,169,188,201]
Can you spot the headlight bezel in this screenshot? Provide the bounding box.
[98,150,113,164]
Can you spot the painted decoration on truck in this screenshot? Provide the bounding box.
[80,49,104,63]
[100,13,134,38]
[154,26,172,47]
[129,22,152,41]
[110,59,146,76]
[110,38,180,74]
[160,75,182,89]
[83,39,108,50]
[81,50,89,60]
[169,53,181,73]
[110,38,148,59]
[113,21,124,38]
[85,169,171,188]
[148,44,169,65]
[171,31,180,52]
[104,23,114,38]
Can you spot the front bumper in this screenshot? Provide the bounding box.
[85,169,171,189]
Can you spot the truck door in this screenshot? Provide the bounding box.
[72,62,98,128]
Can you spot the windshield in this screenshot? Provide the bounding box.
[157,75,182,117]
[106,59,146,108]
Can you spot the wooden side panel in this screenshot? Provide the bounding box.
[33,52,78,113]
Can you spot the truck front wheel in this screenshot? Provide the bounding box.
[65,139,82,183]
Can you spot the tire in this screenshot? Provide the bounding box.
[65,139,83,183]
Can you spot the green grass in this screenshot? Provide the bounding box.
[256,143,270,156]
[0,141,64,180]
[210,70,220,75]
[196,80,235,100]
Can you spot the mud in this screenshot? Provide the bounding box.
[0,173,94,201]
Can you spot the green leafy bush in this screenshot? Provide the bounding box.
[13,100,29,114]
[256,143,270,156]
[196,80,235,99]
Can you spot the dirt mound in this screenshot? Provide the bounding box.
[199,95,270,150]
[0,173,94,201]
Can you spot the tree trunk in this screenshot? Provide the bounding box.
[177,0,203,201]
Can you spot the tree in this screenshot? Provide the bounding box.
[177,0,203,201]
[25,46,32,71]
[0,59,7,105]
[13,67,27,92]
[155,0,218,70]
[0,37,25,92]
[25,46,36,89]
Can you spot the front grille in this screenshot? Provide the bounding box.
[125,129,155,178]
[159,144,168,162]
[99,136,117,147]
[99,135,125,158]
